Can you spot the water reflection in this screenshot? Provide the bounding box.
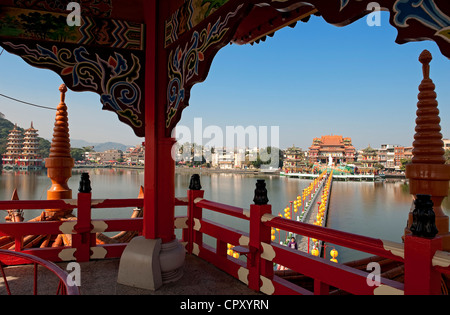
[1,169,449,262]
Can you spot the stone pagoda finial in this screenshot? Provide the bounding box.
[45,84,75,219]
[49,84,72,158]
[406,50,450,249]
[411,50,445,165]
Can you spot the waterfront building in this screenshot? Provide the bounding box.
[2,123,43,170]
[84,151,100,164]
[124,145,145,165]
[444,139,450,150]
[308,135,356,165]
[377,144,398,170]
[356,146,378,174]
[283,145,305,173]
[215,148,235,169]
[233,148,246,169]
[394,146,413,170]
[98,149,124,164]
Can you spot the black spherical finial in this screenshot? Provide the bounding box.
[189,174,202,191]
[410,194,438,238]
[254,179,269,205]
[79,173,92,193]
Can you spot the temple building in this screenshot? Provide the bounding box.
[283,145,306,173]
[2,122,43,170]
[308,135,356,165]
[2,124,22,169]
[356,146,379,174]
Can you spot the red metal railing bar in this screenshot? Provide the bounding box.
[175,197,189,206]
[33,262,38,295]
[195,199,249,221]
[0,263,12,295]
[198,218,249,249]
[263,215,404,262]
[96,218,143,233]
[90,199,144,209]
[0,200,74,211]
[196,241,246,281]
[0,249,79,295]
[0,221,65,237]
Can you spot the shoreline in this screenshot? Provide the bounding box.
[5,165,409,181]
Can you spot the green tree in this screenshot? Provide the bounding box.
[71,148,85,161]
[38,138,51,159]
[445,149,450,165]
[400,158,412,171]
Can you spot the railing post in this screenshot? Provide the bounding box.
[249,179,273,293]
[73,173,93,262]
[187,174,204,255]
[404,195,442,295]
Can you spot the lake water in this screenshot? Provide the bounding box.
[1,169,449,262]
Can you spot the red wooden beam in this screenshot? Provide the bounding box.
[198,218,249,248]
[0,200,74,211]
[98,218,143,233]
[196,199,249,221]
[0,221,63,237]
[91,199,144,209]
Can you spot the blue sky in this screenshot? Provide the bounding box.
[0,12,449,150]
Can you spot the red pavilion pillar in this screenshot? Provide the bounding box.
[142,0,177,244]
[118,0,184,291]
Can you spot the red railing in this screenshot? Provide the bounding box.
[182,185,450,295]
[0,249,79,295]
[0,194,144,263]
[0,182,449,295]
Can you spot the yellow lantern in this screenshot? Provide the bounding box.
[233,252,240,259]
[227,249,234,256]
[330,249,339,263]
[311,248,319,257]
[271,235,276,241]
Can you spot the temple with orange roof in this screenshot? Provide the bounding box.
[308,135,356,165]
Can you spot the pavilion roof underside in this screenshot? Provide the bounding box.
[231,3,317,45]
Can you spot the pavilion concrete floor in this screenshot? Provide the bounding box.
[0,254,261,295]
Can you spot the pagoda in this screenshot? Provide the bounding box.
[2,122,43,170]
[2,124,22,169]
[19,122,43,170]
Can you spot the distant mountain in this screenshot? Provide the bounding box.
[69,139,132,152]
